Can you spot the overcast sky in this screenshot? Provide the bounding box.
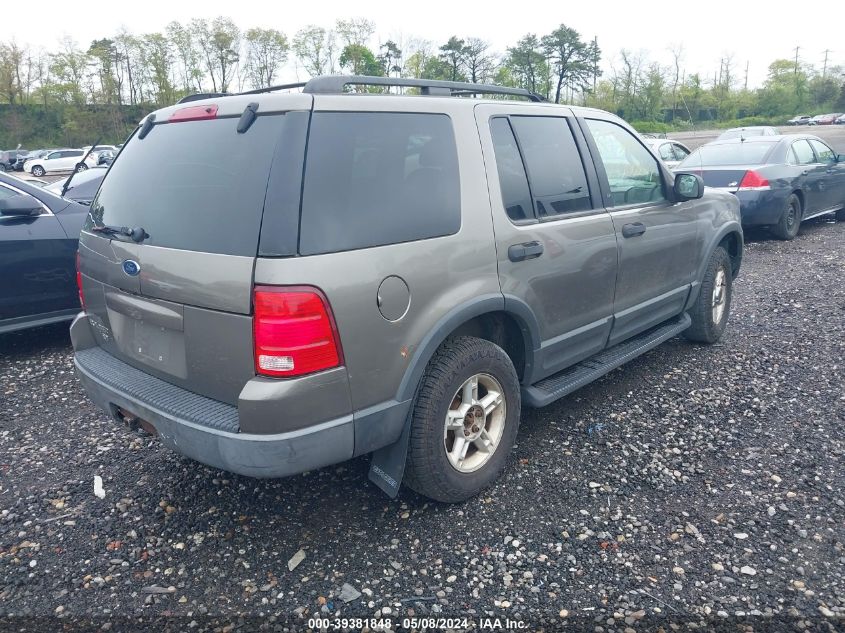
[4,0,841,89]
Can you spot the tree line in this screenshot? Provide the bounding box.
[1,16,843,145]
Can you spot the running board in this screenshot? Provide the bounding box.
[523,313,691,408]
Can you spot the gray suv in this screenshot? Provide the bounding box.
[72,76,743,502]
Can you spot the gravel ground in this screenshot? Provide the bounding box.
[1,219,844,632]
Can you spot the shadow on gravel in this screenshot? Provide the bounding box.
[0,321,71,357]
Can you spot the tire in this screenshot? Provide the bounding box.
[76,163,88,173]
[0,163,6,172]
[771,194,802,241]
[31,165,45,177]
[684,246,733,344]
[404,336,521,503]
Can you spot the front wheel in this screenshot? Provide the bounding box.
[30,165,45,177]
[404,336,521,503]
[771,194,802,241]
[684,246,733,344]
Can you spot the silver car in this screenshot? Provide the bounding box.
[72,75,743,502]
[643,138,692,169]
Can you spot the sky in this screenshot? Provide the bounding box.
[3,0,842,89]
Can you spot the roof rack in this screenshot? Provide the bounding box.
[177,75,545,104]
[302,75,546,102]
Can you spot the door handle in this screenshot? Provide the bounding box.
[621,222,647,238]
[508,241,544,262]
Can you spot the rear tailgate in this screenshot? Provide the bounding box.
[78,95,311,405]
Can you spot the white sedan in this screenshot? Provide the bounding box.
[643,138,692,170]
[23,149,97,177]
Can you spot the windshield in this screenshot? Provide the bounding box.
[87,114,285,256]
[717,128,770,140]
[679,142,777,167]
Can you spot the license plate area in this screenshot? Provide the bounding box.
[107,309,188,379]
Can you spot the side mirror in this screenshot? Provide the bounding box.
[0,194,43,216]
[673,173,704,201]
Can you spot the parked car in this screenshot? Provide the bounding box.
[23,149,96,177]
[643,138,692,169]
[837,114,845,125]
[72,75,743,502]
[45,166,108,205]
[716,126,777,140]
[787,115,812,125]
[677,135,845,240]
[13,149,50,171]
[0,149,28,172]
[808,113,841,126]
[97,150,116,166]
[0,172,88,334]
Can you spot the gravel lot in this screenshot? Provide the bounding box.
[1,219,845,631]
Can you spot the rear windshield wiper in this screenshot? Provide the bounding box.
[90,224,149,243]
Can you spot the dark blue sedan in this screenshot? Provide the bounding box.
[678,135,845,240]
[0,173,88,333]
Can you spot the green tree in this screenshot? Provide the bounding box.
[244,28,288,88]
[505,34,547,95]
[293,26,336,77]
[541,24,592,104]
[144,33,174,105]
[167,21,203,95]
[377,40,402,77]
[464,38,494,83]
[339,43,382,76]
[439,36,467,82]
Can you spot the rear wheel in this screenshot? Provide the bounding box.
[31,165,45,177]
[76,163,88,173]
[771,194,801,240]
[684,246,732,344]
[405,336,520,503]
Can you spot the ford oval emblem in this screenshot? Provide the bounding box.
[122,260,140,277]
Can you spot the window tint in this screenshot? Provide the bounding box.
[47,152,61,160]
[88,114,287,256]
[299,112,460,255]
[658,143,674,161]
[0,185,16,200]
[63,150,83,158]
[672,144,690,161]
[586,119,665,207]
[489,118,533,222]
[791,140,816,165]
[509,116,592,217]
[808,139,835,162]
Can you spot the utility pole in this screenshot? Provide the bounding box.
[744,60,749,91]
[822,49,831,77]
[592,36,598,93]
[793,46,800,75]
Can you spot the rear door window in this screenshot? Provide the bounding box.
[672,143,690,161]
[509,116,593,217]
[87,114,287,256]
[791,140,816,165]
[298,112,460,255]
[658,143,674,161]
[489,117,533,222]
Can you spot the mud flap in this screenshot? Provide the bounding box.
[367,411,413,498]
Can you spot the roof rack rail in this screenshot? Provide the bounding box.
[302,75,546,102]
[175,75,546,104]
[177,92,230,104]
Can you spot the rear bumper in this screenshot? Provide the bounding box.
[735,190,786,226]
[71,315,355,478]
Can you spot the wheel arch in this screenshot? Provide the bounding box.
[686,223,744,311]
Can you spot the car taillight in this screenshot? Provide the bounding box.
[737,170,770,191]
[76,251,85,310]
[253,286,343,378]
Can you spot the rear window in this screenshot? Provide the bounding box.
[298,112,460,256]
[679,142,777,167]
[87,115,286,256]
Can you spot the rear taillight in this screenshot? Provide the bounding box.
[253,286,343,378]
[75,251,85,310]
[169,104,218,123]
[737,170,770,191]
